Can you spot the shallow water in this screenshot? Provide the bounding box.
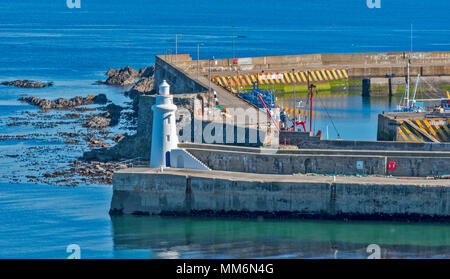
[0,0,449,258]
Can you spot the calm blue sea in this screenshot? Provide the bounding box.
[0,0,449,258]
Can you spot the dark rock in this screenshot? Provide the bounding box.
[106,68,117,77]
[104,66,140,86]
[127,78,154,95]
[99,103,123,127]
[103,65,154,86]
[18,94,108,111]
[2,80,53,88]
[5,154,19,158]
[83,115,111,129]
[112,133,126,143]
[81,103,122,130]
[125,78,155,115]
[138,65,155,78]
[92,94,108,104]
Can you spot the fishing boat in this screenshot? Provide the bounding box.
[239,87,282,128]
[396,61,429,112]
[440,91,450,111]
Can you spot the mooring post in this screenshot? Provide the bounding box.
[362,78,371,97]
[388,77,392,97]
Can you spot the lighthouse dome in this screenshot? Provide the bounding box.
[159,80,170,95]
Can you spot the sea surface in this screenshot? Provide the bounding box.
[0,0,449,258]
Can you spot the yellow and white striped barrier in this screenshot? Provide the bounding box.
[398,119,450,143]
[212,69,348,88]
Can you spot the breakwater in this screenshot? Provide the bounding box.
[111,168,450,220]
[378,112,450,143]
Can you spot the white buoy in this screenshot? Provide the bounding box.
[150,80,178,168]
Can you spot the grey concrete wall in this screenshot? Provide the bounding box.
[296,137,450,151]
[154,55,208,94]
[111,169,450,219]
[182,144,450,177]
[164,51,450,78]
[377,113,400,141]
[280,131,321,146]
[187,148,385,175]
[277,126,450,151]
[180,143,450,158]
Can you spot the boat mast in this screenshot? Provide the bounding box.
[410,23,413,53]
[407,23,413,108]
[406,61,410,107]
[412,73,420,103]
[309,84,315,135]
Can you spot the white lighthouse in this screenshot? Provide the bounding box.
[150,80,178,168]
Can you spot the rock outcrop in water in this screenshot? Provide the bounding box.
[99,103,123,127]
[102,65,155,86]
[127,78,154,95]
[83,115,111,130]
[19,94,108,111]
[104,66,139,86]
[125,77,155,114]
[2,80,53,88]
[138,66,155,78]
[82,103,124,130]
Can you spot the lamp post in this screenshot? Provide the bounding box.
[197,43,205,79]
[208,57,216,107]
[175,34,182,65]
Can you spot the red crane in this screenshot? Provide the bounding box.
[256,93,280,131]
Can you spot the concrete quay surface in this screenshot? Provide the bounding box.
[111,168,450,220]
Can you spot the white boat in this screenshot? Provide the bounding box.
[396,61,426,112]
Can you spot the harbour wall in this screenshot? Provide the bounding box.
[165,51,450,78]
[110,169,450,219]
[280,130,450,151]
[368,76,450,96]
[378,112,450,143]
[156,51,450,102]
[181,143,450,177]
[155,54,208,94]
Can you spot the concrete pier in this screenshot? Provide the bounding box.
[180,143,450,177]
[109,51,450,222]
[378,112,450,143]
[111,168,450,220]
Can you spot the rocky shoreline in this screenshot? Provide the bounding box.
[2,80,53,88]
[19,94,108,111]
[0,65,156,186]
[98,65,154,86]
